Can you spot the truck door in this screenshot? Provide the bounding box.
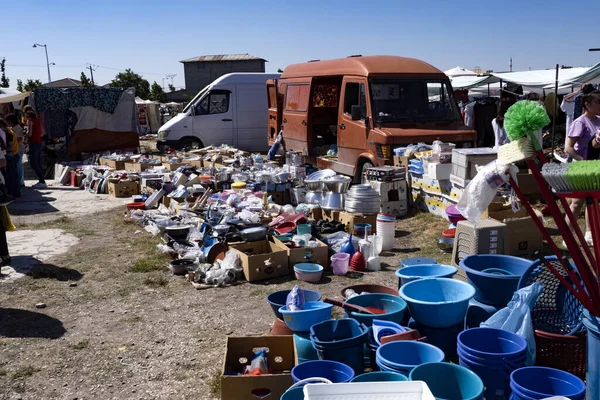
[192,90,234,146]
[338,78,370,168]
[281,81,311,155]
[266,79,280,146]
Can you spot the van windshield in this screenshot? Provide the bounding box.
[183,86,210,113]
[369,79,461,123]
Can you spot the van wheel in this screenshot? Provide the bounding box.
[178,138,203,151]
[354,161,374,183]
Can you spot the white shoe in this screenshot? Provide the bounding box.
[585,232,594,247]
[32,182,47,189]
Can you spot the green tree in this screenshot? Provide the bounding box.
[168,84,176,92]
[277,68,283,73]
[16,79,23,92]
[110,68,150,99]
[23,79,43,91]
[80,71,94,87]
[149,81,167,103]
[0,58,9,88]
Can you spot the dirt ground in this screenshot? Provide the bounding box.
[0,200,454,400]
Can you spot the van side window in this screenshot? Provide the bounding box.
[196,92,230,115]
[285,84,310,112]
[344,83,366,119]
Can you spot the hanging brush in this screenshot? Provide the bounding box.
[541,160,600,193]
[541,162,571,193]
[497,137,535,164]
[504,100,551,156]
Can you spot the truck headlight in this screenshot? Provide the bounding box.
[158,130,170,139]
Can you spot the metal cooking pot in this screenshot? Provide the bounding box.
[305,191,324,205]
[322,192,345,211]
[304,179,325,192]
[323,176,351,193]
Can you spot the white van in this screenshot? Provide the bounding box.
[157,73,281,152]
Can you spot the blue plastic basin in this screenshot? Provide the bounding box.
[279,301,332,332]
[460,255,533,306]
[343,294,407,326]
[510,366,586,400]
[399,278,476,328]
[291,360,354,383]
[350,371,408,382]
[376,341,445,374]
[395,264,458,286]
[458,327,527,360]
[267,289,322,320]
[409,362,484,400]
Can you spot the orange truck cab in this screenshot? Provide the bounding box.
[267,55,477,180]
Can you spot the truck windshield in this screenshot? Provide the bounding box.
[369,79,461,123]
[183,86,210,113]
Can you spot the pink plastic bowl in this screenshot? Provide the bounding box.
[294,263,324,283]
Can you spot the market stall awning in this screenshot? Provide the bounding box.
[541,62,600,89]
[445,66,478,77]
[0,90,30,104]
[491,65,595,88]
[450,75,498,90]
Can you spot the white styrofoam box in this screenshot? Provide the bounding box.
[381,200,408,217]
[370,180,407,203]
[304,381,435,400]
[449,174,470,189]
[427,162,452,180]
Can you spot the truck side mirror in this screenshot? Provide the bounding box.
[351,105,362,121]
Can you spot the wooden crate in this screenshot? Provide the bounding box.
[339,211,377,234]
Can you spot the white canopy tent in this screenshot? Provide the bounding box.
[0,88,28,105]
[445,67,478,77]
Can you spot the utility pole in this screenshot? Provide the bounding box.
[509,57,513,72]
[166,74,177,87]
[86,64,98,86]
[33,43,52,83]
[162,78,166,90]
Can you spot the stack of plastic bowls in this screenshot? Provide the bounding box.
[375,341,445,376]
[310,318,368,376]
[460,254,532,307]
[399,278,475,328]
[376,214,396,251]
[266,289,322,320]
[458,327,527,399]
[343,293,407,326]
[395,264,458,287]
[294,332,318,363]
[350,371,408,382]
[409,362,484,400]
[509,366,586,400]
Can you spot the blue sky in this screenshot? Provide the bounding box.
[2,0,598,90]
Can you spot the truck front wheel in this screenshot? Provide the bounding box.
[354,160,374,183]
[177,138,203,151]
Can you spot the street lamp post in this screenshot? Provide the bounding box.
[33,43,52,83]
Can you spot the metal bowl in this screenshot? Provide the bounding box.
[322,192,345,211]
[324,175,352,193]
[307,169,336,181]
[437,237,454,253]
[305,191,324,205]
[305,179,325,192]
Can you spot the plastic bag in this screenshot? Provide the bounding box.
[144,224,161,236]
[286,285,306,311]
[243,348,270,375]
[457,160,518,226]
[481,282,543,366]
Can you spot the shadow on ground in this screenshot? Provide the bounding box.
[7,188,58,216]
[6,255,83,281]
[0,308,66,339]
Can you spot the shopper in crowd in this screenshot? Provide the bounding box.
[492,99,511,150]
[565,90,600,246]
[0,119,20,198]
[0,146,11,268]
[5,114,25,187]
[25,109,47,189]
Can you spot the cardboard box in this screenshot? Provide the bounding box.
[221,336,296,400]
[268,190,291,206]
[273,237,329,268]
[393,155,412,168]
[163,162,186,171]
[427,162,453,180]
[381,200,408,218]
[100,157,127,170]
[124,162,153,172]
[487,209,543,257]
[108,181,140,198]
[323,210,341,222]
[516,173,542,197]
[339,211,378,234]
[229,240,289,282]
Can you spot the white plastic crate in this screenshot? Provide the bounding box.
[303,381,435,400]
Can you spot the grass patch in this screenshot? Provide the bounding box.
[11,365,39,379]
[144,273,168,287]
[208,367,221,395]
[130,258,166,273]
[71,339,89,350]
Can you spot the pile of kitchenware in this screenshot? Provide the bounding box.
[345,184,381,214]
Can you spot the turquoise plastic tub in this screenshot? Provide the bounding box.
[395,264,458,287]
[279,301,333,332]
[409,362,484,400]
[399,278,476,328]
[350,371,408,382]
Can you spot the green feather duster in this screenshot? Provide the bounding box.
[504,101,550,150]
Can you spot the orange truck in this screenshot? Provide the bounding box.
[267,55,477,180]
